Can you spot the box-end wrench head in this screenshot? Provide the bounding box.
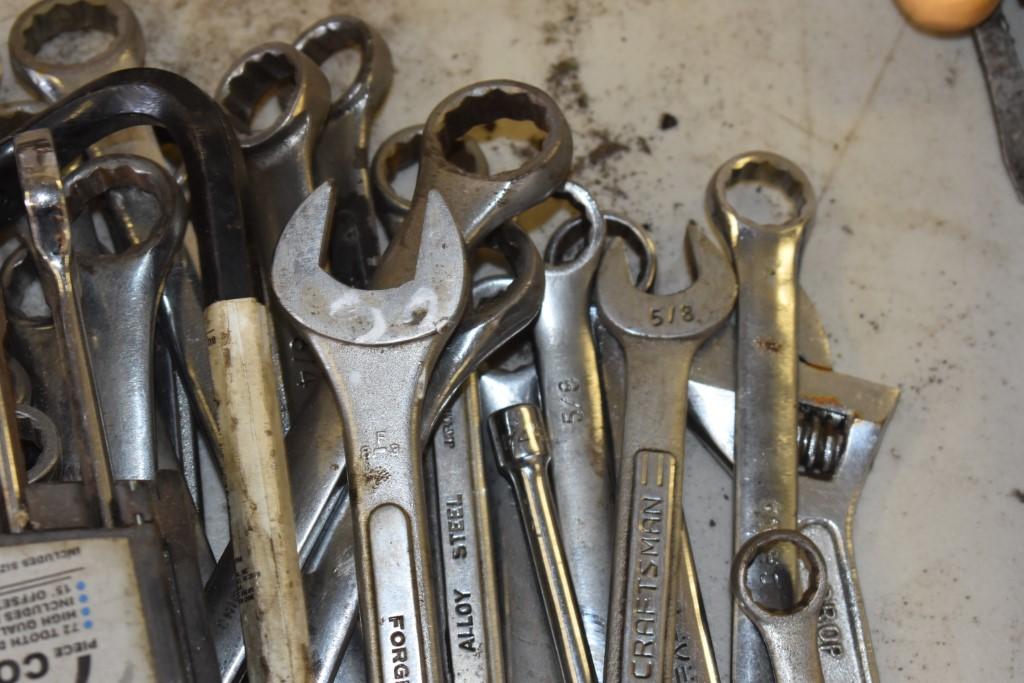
[295,15,392,286]
[8,0,143,102]
[371,124,489,238]
[273,181,467,683]
[63,154,185,481]
[732,529,828,683]
[597,224,735,683]
[374,80,572,288]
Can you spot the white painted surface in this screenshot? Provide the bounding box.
[0,0,1019,678]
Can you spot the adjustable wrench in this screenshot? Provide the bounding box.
[689,319,899,683]
[596,224,735,683]
[489,402,598,683]
[532,183,612,673]
[707,151,816,683]
[274,182,468,682]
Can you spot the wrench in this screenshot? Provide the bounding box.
[2,247,80,480]
[295,15,391,286]
[429,374,506,682]
[425,227,542,683]
[16,404,61,484]
[9,0,225,518]
[706,151,816,683]
[15,127,116,527]
[0,295,29,532]
[544,211,658,477]
[489,402,598,683]
[208,225,542,682]
[597,223,735,683]
[8,0,157,158]
[372,80,572,288]
[64,154,185,480]
[217,41,331,421]
[273,182,468,683]
[532,183,612,674]
[732,529,828,683]
[688,320,899,683]
[371,123,489,238]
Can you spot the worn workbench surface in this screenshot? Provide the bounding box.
[0,0,1020,679]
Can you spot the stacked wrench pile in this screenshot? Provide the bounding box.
[0,1,901,681]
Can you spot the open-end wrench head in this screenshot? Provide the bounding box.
[294,15,393,115]
[9,0,144,102]
[421,223,544,437]
[273,182,466,345]
[14,129,70,274]
[707,151,816,248]
[216,42,330,151]
[597,222,736,340]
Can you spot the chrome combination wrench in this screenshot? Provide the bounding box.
[597,222,736,683]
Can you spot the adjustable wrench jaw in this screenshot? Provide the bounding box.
[597,222,737,342]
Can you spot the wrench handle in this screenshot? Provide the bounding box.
[606,340,716,683]
[205,298,311,683]
[317,342,444,683]
[431,378,505,682]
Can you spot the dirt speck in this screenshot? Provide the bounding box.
[754,337,783,353]
[659,113,678,130]
[1012,488,1024,504]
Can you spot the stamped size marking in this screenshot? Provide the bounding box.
[622,450,677,681]
[360,431,401,460]
[650,305,694,326]
[556,377,585,425]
